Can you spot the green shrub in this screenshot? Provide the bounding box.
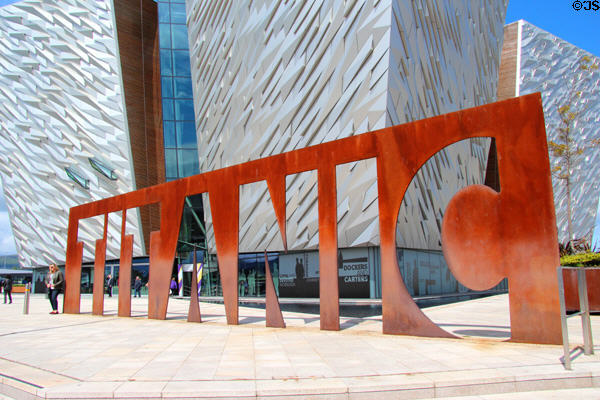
[560,252,600,267]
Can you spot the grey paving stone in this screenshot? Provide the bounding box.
[0,293,599,399]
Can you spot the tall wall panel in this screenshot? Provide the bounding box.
[513,21,600,243]
[187,0,508,252]
[113,0,165,252]
[0,0,144,267]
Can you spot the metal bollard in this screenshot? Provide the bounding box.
[23,282,31,314]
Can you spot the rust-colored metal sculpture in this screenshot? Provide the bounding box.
[118,209,133,317]
[265,251,285,328]
[92,214,108,316]
[63,94,561,344]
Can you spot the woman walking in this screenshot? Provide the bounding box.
[2,276,12,304]
[45,264,64,314]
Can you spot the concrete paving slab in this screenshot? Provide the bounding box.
[0,293,599,399]
[113,380,167,399]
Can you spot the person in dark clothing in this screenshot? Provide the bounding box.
[133,276,142,297]
[2,276,12,304]
[170,277,178,296]
[45,264,64,314]
[106,274,114,297]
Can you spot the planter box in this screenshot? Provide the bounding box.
[12,286,26,293]
[563,268,600,312]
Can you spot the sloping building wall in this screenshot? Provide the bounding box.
[498,21,600,243]
[389,1,507,249]
[0,0,147,267]
[187,0,508,253]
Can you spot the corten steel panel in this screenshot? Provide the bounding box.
[149,182,185,320]
[318,159,340,330]
[265,252,285,328]
[187,256,201,323]
[266,173,288,252]
[441,100,561,344]
[92,214,109,316]
[208,174,240,325]
[92,239,107,316]
[65,224,84,314]
[118,233,134,318]
[63,94,561,344]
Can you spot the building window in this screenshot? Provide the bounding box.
[88,158,117,180]
[158,0,204,257]
[158,1,198,180]
[65,167,89,189]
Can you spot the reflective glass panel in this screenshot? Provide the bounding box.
[165,149,178,178]
[171,24,188,49]
[163,121,176,148]
[158,3,170,23]
[176,121,197,148]
[160,51,172,76]
[175,99,195,121]
[173,50,191,77]
[170,3,186,24]
[174,77,193,98]
[177,149,199,177]
[162,99,174,120]
[159,23,171,48]
[161,76,173,98]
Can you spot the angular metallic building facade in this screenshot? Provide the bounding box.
[187,0,509,253]
[0,0,164,267]
[0,0,513,299]
[498,20,600,243]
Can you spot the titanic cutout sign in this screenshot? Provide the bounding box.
[63,94,562,344]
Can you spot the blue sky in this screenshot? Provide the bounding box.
[506,0,600,57]
[0,1,598,255]
[0,0,17,8]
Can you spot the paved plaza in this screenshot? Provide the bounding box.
[1,293,600,399]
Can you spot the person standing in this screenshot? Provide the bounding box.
[133,276,142,297]
[170,277,178,296]
[106,274,114,297]
[45,264,64,314]
[2,276,12,304]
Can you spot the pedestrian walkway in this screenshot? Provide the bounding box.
[0,293,599,399]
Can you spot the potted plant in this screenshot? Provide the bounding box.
[560,244,600,312]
